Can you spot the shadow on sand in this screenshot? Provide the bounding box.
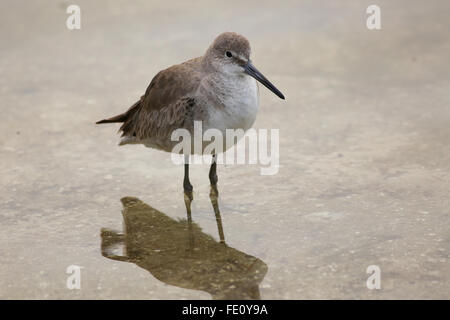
[100,195,268,299]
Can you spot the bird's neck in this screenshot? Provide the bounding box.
[209,72,251,95]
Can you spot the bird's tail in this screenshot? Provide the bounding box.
[96,113,128,124]
[95,99,141,125]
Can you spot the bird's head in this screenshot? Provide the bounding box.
[204,32,285,100]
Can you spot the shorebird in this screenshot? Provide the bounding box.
[96,32,285,213]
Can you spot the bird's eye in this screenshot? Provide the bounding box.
[225,51,233,58]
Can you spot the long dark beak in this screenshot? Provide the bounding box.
[244,61,285,100]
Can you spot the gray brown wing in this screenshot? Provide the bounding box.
[97,57,203,139]
[121,96,196,140]
[141,57,202,113]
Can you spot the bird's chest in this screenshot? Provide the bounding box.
[203,76,259,132]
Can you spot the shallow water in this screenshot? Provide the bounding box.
[1,0,449,299]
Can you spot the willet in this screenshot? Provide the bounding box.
[96,32,285,214]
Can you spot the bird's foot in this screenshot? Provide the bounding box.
[184,189,193,202]
[209,184,219,199]
[184,190,193,221]
[208,184,225,242]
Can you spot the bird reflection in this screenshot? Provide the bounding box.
[100,190,267,300]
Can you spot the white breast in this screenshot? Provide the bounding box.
[204,75,259,133]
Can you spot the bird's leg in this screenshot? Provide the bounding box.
[209,154,218,197]
[210,190,225,244]
[183,155,193,221]
[209,154,225,243]
[186,214,195,249]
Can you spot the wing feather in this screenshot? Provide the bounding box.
[97,57,203,141]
